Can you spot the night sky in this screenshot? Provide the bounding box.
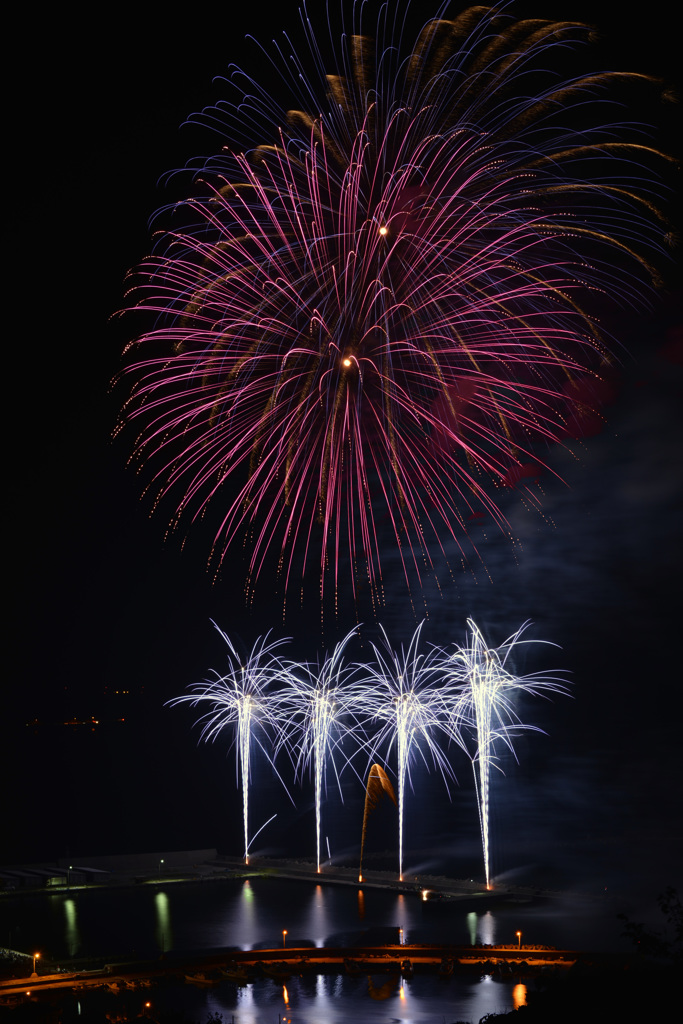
[5,0,681,916]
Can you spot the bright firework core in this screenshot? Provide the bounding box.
[169,619,569,883]
[117,3,669,604]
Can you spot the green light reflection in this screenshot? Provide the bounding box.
[154,891,172,952]
[238,879,256,950]
[467,911,477,945]
[64,898,80,956]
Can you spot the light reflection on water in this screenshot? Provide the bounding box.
[3,875,606,955]
[194,972,520,1024]
[465,909,496,945]
[467,909,477,944]
[309,884,329,947]
[2,874,613,1021]
[63,898,79,956]
[238,879,255,950]
[479,909,496,944]
[513,982,528,1009]
[154,891,171,953]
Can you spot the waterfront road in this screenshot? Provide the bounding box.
[0,944,581,1000]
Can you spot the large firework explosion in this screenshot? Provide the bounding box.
[116,2,669,607]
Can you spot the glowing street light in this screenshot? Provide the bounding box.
[516,931,522,949]
[158,858,164,878]
[282,929,288,948]
[32,952,40,976]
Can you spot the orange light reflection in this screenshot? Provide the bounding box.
[513,983,527,1009]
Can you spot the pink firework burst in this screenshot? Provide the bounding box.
[116,3,670,606]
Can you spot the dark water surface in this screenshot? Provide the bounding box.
[1,875,621,958]
[154,971,530,1024]
[1,875,625,1022]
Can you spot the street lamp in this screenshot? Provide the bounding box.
[399,927,403,946]
[32,952,40,976]
[158,858,164,878]
[516,931,522,949]
[282,929,288,948]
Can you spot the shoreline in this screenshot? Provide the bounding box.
[0,849,608,909]
[0,942,592,1001]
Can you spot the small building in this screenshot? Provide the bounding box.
[24,867,68,887]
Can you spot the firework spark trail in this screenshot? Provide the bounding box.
[350,622,464,880]
[166,623,291,862]
[169,619,568,877]
[117,3,670,605]
[442,619,570,888]
[274,629,360,872]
